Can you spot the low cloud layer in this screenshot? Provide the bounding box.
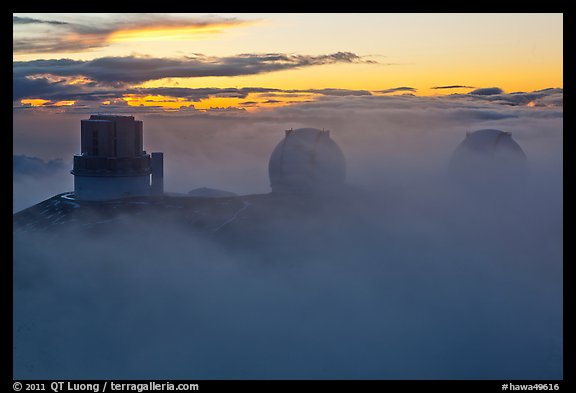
[13,91,563,208]
[13,155,72,213]
[451,87,564,108]
[13,93,562,379]
[13,154,66,177]
[13,180,563,379]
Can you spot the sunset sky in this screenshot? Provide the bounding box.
[13,13,563,112]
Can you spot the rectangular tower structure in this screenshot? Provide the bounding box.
[72,115,163,200]
[150,152,164,196]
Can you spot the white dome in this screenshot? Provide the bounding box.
[450,129,527,182]
[268,128,346,194]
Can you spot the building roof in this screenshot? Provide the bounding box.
[89,114,135,120]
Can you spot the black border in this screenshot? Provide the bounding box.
[10,9,569,390]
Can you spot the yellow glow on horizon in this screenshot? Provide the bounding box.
[123,94,192,109]
[192,96,243,110]
[122,94,252,111]
[21,99,51,106]
[120,92,319,112]
[20,99,76,107]
[123,94,247,111]
[53,100,75,106]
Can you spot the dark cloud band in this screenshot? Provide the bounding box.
[469,87,504,96]
[13,16,68,25]
[431,85,475,90]
[376,87,416,94]
[14,52,372,86]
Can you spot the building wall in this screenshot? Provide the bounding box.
[112,116,136,157]
[81,116,144,158]
[81,120,114,157]
[74,174,151,201]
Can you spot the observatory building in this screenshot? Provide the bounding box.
[71,115,163,201]
[449,128,527,183]
[268,128,346,195]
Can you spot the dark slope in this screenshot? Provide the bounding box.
[13,192,253,235]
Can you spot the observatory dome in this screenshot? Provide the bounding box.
[450,129,527,182]
[268,128,346,194]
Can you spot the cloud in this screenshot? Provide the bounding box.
[13,74,83,101]
[449,88,564,108]
[448,109,518,121]
[13,178,563,378]
[13,14,254,54]
[13,155,72,212]
[125,87,281,102]
[469,87,504,96]
[13,16,68,25]
[376,86,417,94]
[13,155,67,178]
[13,52,374,88]
[431,85,475,90]
[296,88,372,96]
